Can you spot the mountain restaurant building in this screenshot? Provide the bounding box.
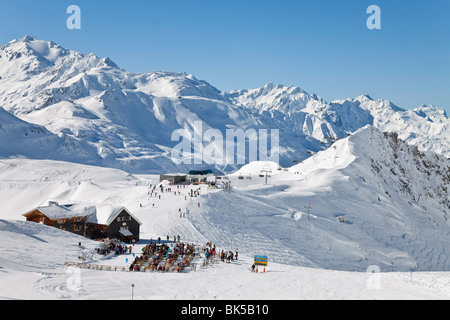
[23,202,141,243]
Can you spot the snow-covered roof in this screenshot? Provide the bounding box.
[36,204,96,220]
[27,203,140,226]
[119,229,133,237]
[86,205,142,226]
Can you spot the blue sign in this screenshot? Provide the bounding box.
[254,255,268,266]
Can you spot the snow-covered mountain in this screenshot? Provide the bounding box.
[0,36,321,173]
[332,96,450,160]
[226,85,449,159]
[187,126,450,271]
[0,106,100,163]
[0,36,448,174]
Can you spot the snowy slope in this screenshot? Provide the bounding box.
[1,126,448,273]
[230,161,282,176]
[186,126,450,272]
[0,107,100,163]
[0,36,448,174]
[2,219,450,300]
[0,125,449,299]
[414,104,448,124]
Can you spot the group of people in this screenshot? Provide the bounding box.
[127,241,197,273]
[96,235,243,273]
[189,188,201,197]
[96,239,132,256]
[201,242,239,265]
[130,243,168,272]
[140,182,205,209]
[173,243,196,272]
[145,182,188,201]
[220,249,238,263]
[115,243,132,255]
[203,241,217,261]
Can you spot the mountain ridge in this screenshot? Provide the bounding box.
[186,125,450,271]
[0,36,448,173]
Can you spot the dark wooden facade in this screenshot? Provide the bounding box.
[86,222,108,240]
[23,209,87,237]
[106,208,140,242]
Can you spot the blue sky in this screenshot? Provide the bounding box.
[0,0,449,114]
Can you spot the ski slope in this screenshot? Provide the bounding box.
[0,126,449,299]
[1,219,450,300]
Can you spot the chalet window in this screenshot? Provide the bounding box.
[117,217,121,222]
[73,225,82,232]
[58,219,66,224]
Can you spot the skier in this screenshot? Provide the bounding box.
[251,264,256,273]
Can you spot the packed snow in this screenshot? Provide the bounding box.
[0,126,449,300]
[1,219,450,300]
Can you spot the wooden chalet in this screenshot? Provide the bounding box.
[23,202,95,237]
[23,202,141,243]
[87,205,142,242]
